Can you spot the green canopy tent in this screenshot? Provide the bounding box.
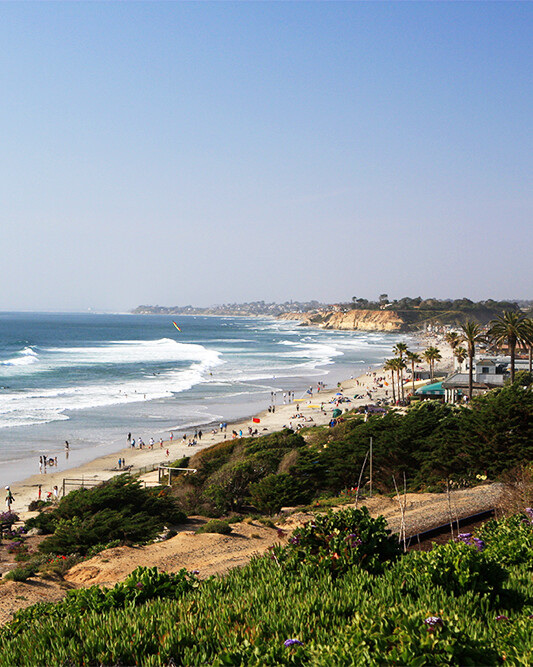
[415,381,444,397]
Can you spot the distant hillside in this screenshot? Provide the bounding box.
[279,307,511,332]
[132,301,327,318]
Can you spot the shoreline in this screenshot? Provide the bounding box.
[8,335,454,519]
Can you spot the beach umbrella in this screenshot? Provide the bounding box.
[335,392,343,396]
[332,409,342,418]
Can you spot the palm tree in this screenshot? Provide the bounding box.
[383,358,397,404]
[453,346,467,371]
[405,350,422,395]
[445,331,461,351]
[393,342,408,402]
[525,318,533,374]
[459,321,484,400]
[489,311,533,383]
[423,346,441,383]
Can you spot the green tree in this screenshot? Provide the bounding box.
[445,331,461,351]
[393,343,409,402]
[454,345,467,370]
[489,311,533,383]
[460,321,485,400]
[383,358,397,404]
[423,346,441,383]
[405,350,422,395]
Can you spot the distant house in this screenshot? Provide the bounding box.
[442,357,508,402]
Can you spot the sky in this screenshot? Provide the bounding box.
[1,2,532,311]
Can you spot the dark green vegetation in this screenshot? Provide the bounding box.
[171,378,533,519]
[25,476,185,555]
[4,509,533,665]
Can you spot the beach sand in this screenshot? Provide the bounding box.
[7,336,455,519]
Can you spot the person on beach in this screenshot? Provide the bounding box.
[5,486,14,511]
[170,431,174,442]
[159,438,163,448]
[65,440,69,451]
[127,433,131,444]
[118,458,122,469]
[53,485,58,500]
[38,484,42,500]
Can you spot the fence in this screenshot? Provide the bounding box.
[158,466,197,485]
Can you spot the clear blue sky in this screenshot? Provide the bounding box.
[1,2,531,311]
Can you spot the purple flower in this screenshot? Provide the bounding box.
[424,616,443,629]
[135,582,144,589]
[472,537,485,552]
[191,569,200,575]
[284,639,303,647]
[458,533,472,540]
[289,536,300,545]
[277,528,286,538]
[496,615,509,622]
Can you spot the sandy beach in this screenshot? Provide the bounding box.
[7,335,455,519]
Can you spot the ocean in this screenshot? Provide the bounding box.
[0,312,409,487]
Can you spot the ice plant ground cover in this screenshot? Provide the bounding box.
[2,512,533,664]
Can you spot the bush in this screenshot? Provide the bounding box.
[4,565,36,582]
[249,473,311,514]
[196,520,232,535]
[274,506,401,576]
[25,476,186,556]
[477,512,533,567]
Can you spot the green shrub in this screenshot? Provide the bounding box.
[196,519,232,535]
[477,513,533,567]
[24,476,186,556]
[274,506,401,576]
[4,565,36,582]
[249,473,311,514]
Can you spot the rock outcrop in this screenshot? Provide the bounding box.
[278,309,407,332]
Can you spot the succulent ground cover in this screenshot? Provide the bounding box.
[2,509,533,665]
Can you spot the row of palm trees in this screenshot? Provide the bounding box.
[384,311,533,405]
[384,343,442,404]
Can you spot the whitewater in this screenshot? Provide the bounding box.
[0,312,409,486]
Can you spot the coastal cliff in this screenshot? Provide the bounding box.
[278,306,504,332]
[278,309,407,332]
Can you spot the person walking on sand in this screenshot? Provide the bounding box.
[5,486,14,511]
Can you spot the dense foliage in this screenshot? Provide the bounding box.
[25,476,185,555]
[4,510,533,664]
[168,380,533,517]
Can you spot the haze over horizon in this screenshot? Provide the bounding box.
[2,2,532,312]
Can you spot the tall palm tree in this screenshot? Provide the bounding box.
[453,346,467,371]
[445,331,461,352]
[406,350,422,395]
[489,311,533,382]
[383,358,397,404]
[393,342,409,402]
[423,346,441,383]
[459,321,484,400]
[526,318,533,374]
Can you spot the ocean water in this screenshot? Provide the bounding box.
[0,312,410,486]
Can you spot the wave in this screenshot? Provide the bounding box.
[0,341,223,429]
[0,338,221,378]
[1,346,39,367]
